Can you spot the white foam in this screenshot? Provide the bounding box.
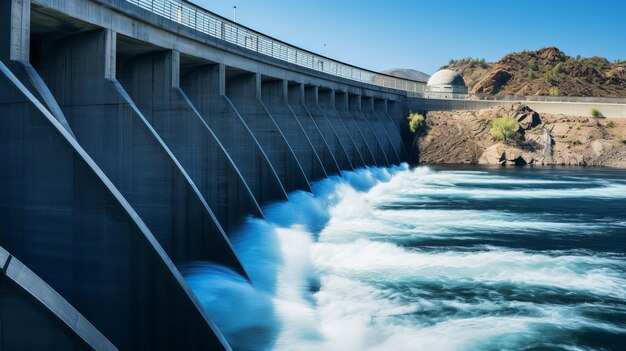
[183,165,626,350]
[313,240,625,298]
[363,167,626,206]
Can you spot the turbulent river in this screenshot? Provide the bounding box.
[184,165,626,351]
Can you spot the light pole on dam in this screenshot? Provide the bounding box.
[0,0,424,349]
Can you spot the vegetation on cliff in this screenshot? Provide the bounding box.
[489,116,522,142]
[591,108,603,118]
[415,104,626,167]
[407,113,425,133]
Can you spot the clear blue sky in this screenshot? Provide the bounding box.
[192,0,626,75]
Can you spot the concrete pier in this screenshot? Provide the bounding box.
[33,29,246,276]
[305,86,354,171]
[0,59,229,350]
[262,79,327,182]
[289,83,342,176]
[181,64,288,208]
[336,91,377,166]
[227,73,311,193]
[374,98,405,162]
[364,96,400,165]
[349,94,390,167]
[319,89,366,168]
[116,49,262,233]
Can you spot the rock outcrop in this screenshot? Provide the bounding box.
[416,104,626,168]
[470,70,513,94]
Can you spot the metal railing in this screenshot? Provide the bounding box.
[409,92,626,104]
[124,0,427,93]
[467,94,626,104]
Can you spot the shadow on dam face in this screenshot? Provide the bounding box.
[363,95,401,165]
[336,91,377,166]
[288,82,342,177]
[180,63,289,207]
[304,85,354,171]
[318,88,366,169]
[0,58,229,350]
[114,41,263,234]
[261,77,327,183]
[225,71,312,194]
[349,93,390,167]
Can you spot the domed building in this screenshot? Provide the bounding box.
[425,69,468,98]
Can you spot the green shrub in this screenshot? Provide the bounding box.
[407,113,425,133]
[606,121,616,128]
[591,108,603,118]
[576,124,582,130]
[549,86,560,96]
[489,116,522,142]
[448,57,487,66]
[564,136,582,145]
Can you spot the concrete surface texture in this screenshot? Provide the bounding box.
[408,97,626,118]
[0,0,406,349]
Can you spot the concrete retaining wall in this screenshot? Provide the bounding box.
[409,97,626,118]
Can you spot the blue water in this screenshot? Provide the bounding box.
[184,165,626,351]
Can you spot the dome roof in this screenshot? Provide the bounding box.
[427,69,466,87]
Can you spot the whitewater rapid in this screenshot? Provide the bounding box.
[184,166,626,351]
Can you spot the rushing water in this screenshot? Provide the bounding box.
[184,165,626,351]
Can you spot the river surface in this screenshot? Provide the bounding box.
[184,165,626,351]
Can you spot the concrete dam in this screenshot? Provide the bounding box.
[0,0,424,349]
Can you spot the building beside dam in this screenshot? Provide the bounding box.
[424,69,468,99]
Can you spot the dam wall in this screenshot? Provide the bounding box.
[0,0,410,349]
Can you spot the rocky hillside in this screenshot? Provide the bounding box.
[415,104,626,167]
[441,47,626,97]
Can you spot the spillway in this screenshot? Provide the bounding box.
[0,0,417,349]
